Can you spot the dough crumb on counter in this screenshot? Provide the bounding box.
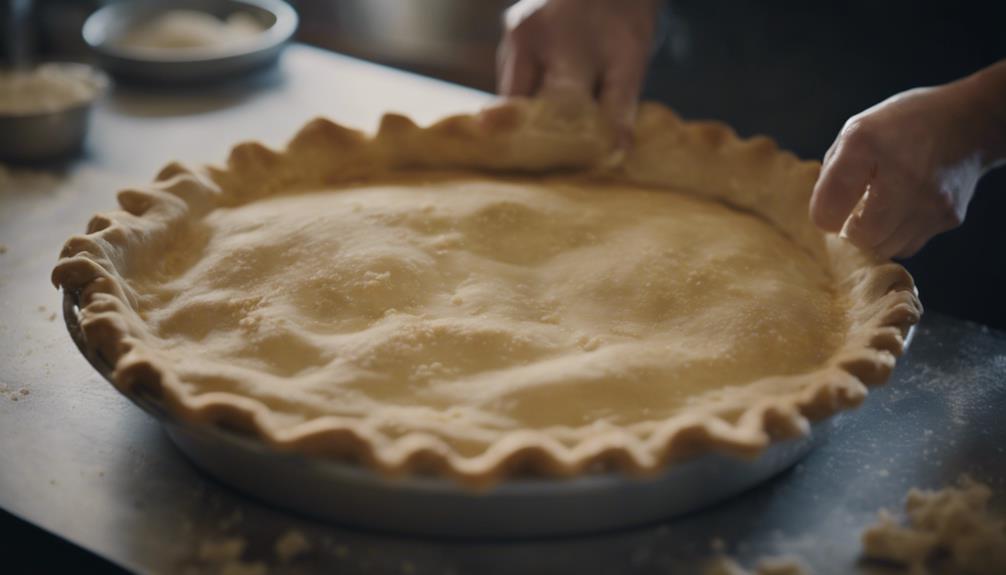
[274,529,311,562]
[197,537,246,562]
[195,537,266,575]
[861,475,1006,574]
[704,555,808,575]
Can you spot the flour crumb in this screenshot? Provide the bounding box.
[274,530,311,562]
[219,562,266,575]
[47,312,56,322]
[218,509,243,530]
[861,475,1006,574]
[704,555,808,575]
[18,388,29,396]
[198,538,245,562]
[197,537,266,575]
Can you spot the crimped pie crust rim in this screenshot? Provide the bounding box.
[52,99,922,486]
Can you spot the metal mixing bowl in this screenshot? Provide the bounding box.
[0,63,107,163]
[82,0,298,84]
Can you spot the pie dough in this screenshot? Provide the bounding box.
[862,476,1006,573]
[52,98,921,485]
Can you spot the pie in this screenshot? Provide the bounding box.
[52,97,921,486]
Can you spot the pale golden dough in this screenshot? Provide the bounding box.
[52,99,921,484]
[130,175,842,451]
[862,476,1006,574]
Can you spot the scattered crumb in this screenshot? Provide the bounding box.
[37,305,46,312]
[196,537,266,575]
[47,312,56,322]
[219,563,266,575]
[861,475,1006,574]
[18,388,29,396]
[198,538,246,563]
[218,509,243,530]
[274,530,311,563]
[704,555,808,575]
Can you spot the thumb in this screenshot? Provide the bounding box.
[599,65,645,149]
[810,140,874,232]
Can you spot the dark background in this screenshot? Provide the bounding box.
[646,0,1006,329]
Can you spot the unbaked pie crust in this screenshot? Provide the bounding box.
[53,98,921,485]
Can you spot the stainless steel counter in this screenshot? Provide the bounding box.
[1,45,1004,575]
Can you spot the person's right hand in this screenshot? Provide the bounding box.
[810,61,1006,260]
[497,0,663,147]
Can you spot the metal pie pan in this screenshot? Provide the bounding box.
[63,290,894,538]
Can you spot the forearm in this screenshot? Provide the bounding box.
[955,59,1006,169]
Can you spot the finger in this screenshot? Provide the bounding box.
[891,203,959,260]
[497,40,539,96]
[539,58,597,101]
[840,175,906,252]
[894,233,931,260]
[599,63,646,149]
[822,138,840,166]
[873,216,917,260]
[810,139,874,232]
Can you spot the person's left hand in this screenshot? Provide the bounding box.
[497,0,663,148]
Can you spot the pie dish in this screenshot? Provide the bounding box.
[52,98,922,487]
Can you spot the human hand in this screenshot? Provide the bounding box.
[497,0,663,147]
[810,66,1006,260]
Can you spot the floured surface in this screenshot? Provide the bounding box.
[129,174,843,452]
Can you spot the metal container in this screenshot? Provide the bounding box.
[81,0,297,84]
[0,63,106,163]
[331,0,509,68]
[63,289,901,538]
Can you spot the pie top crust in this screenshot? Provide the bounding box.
[52,98,921,486]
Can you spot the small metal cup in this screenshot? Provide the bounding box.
[0,63,107,163]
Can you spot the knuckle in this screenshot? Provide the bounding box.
[840,117,878,149]
[842,215,878,246]
[503,8,537,40]
[932,191,962,229]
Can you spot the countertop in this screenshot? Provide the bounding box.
[1,45,1005,575]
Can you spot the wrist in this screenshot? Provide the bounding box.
[953,60,1006,169]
